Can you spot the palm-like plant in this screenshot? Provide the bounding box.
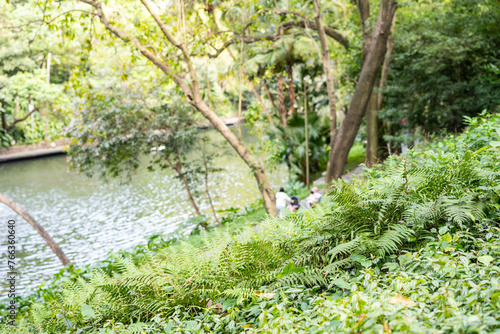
[245,35,317,127]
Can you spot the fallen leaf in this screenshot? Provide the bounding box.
[388,296,415,306]
[254,292,276,299]
[352,314,367,330]
[215,303,223,314]
[206,299,213,308]
[384,322,392,333]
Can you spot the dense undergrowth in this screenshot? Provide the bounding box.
[2,114,500,333]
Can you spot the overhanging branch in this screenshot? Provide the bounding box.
[207,28,284,58]
[77,0,194,101]
[281,20,349,49]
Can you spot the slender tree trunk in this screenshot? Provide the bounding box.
[367,14,395,165]
[195,99,277,215]
[313,0,338,180]
[359,0,379,167]
[205,58,212,109]
[263,80,277,111]
[304,84,310,189]
[365,91,378,166]
[326,0,398,182]
[286,60,296,116]
[166,157,204,221]
[277,75,287,127]
[377,35,395,110]
[202,135,221,227]
[237,40,244,139]
[0,193,71,266]
[247,79,274,126]
[1,112,8,131]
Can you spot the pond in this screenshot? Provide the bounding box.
[0,132,287,296]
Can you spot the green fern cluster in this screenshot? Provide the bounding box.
[7,114,500,333]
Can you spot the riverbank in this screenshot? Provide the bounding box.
[0,139,70,163]
[0,116,245,163]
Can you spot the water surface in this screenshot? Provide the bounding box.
[0,136,287,296]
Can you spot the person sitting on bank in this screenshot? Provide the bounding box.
[312,186,322,203]
[275,187,291,218]
[287,196,300,213]
[306,186,322,208]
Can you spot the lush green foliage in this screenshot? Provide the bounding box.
[0,0,79,147]
[381,0,500,148]
[66,77,196,179]
[1,114,499,333]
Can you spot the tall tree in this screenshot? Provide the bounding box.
[48,0,279,215]
[313,0,338,177]
[326,0,398,182]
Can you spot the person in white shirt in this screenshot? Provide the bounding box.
[275,187,291,218]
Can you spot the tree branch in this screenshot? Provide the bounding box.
[77,0,194,101]
[140,0,201,100]
[4,104,38,132]
[207,30,284,58]
[281,20,349,49]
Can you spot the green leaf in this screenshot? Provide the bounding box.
[351,254,372,268]
[332,278,351,290]
[490,141,500,147]
[81,303,97,319]
[478,255,494,265]
[491,292,500,301]
[276,262,304,278]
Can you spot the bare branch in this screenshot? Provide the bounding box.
[4,105,38,132]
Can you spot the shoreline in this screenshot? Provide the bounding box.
[0,139,70,163]
[0,116,244,163]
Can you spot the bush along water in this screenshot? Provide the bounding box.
[1,114,500,333]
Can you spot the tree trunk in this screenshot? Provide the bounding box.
[202,135,221,227]
[313,0,338,180]
[286,60,296,116]
[1,112,7,130]
[237,40,244,139]
[377,35,395,110]
[205,58,212,109]
[0,192,71,266]
[365,91,378,166]
[304,83,310,189]
[166,157,204,224]
[194,99,277,215]
[263,80,277,111]
[277,75,287,127]
[325,0,397,182]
